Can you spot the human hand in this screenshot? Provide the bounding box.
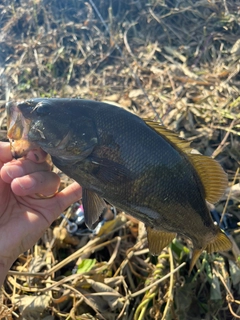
[0,142,82,285]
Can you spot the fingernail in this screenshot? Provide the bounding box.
[34,153,39,161]
[16,176,36,190]
[5,165,24,179]
[26,151,39,162]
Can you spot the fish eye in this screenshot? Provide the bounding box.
[36,104,51,115]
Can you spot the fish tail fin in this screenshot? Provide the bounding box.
[206,229,232,254]
[189,230,232,274]
[189,249,203,274]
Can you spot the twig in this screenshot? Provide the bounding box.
[212,119,236,158]
[162,247,174,319]
[88,0,162,123]
[220,167,240,224]
[129,262,185,298]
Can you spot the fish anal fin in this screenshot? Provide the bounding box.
[147,226,176,255]
[206,229,232,254]
[82,188,107,229]
[189,154,228,203]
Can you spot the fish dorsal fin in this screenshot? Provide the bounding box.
[146,226,176,255]
[144,120,228,204]
[144,120,191,153]
[189,154,228,203]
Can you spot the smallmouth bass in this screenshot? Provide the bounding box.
[6,98,232,271]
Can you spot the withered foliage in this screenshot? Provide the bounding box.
[0,0,240,319]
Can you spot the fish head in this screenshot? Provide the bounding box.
[6,98,98,163]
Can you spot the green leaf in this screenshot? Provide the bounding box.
[229,260,240,287]
[210,273,222,300]
[77,259,96,274]
[171,238,189,258]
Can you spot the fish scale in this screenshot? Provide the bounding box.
[6,98,232,271]
[92,107,203,227]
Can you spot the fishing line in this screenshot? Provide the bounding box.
[88,0,163,124]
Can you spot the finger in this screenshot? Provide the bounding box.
[0,142,12,164]
[11,171,60,197]
[26,149,50,163]
[52,182,82,216]
[1,158,52,184]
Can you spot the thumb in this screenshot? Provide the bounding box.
[52,182,82,217]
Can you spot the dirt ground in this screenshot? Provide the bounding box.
[0,0,240,319]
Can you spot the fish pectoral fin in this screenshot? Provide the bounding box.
[82,188,107,229]
[146,227,176,255]
[206,229,232,253]
[90,156,133,184]
[189,154,228,204]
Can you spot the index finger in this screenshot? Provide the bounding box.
[0,142,12,164]
[1,140,49,164]
[26,149,50,163]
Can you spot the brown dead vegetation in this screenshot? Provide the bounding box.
[0,0,240,319]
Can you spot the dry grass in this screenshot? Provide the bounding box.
[0,0,240,319]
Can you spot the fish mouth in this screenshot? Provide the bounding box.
[6,100,72,159]
[6,101,38,158]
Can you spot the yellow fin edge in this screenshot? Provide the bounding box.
[206,229,232,254]
[147,226,176,255]
[189,154,228,204]
[189,230,232,273]
[144,120,228,204]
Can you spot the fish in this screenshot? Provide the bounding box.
[6,98,232,271]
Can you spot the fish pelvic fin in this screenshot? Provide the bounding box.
[146,226,176,255]
[206,229,232,254]
[144,120,228,204]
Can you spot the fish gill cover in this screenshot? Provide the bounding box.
[0,0,240,319]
